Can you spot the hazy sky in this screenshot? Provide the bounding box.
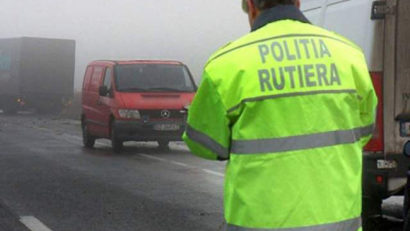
[0,0,249,90]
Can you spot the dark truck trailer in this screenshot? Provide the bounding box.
[0,37,75,113]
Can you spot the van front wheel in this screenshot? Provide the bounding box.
[111,121,123,153]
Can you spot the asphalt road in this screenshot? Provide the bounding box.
[0,113,225,231]
[0,113,406,231]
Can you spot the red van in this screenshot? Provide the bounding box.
[81,60,196,152]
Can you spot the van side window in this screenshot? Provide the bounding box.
[103,68,112,89]
[90,66,103,92]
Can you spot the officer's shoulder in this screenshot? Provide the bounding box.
[311,24,363,53]
[331,32,362,53]
[207,42,234,61]
[205,33,252,68]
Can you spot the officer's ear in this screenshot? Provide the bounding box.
[295,0,301,8]
[246,0,259,27]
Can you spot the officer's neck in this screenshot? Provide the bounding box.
[251,5,310,32]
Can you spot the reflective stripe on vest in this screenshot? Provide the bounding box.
[185,125,230,159]
[227,217,361,231]
[186,123,373,156]
[231,124,374,154]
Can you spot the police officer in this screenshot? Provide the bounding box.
[183,0,377,230]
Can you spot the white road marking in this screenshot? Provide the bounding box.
[96,140,111,146]
[20,216,53,231]
[58,133,109,147]
[28,126,82,146]
[170,161,188,167]
[202,169,225,177]
[60,134,82,142]
[139,153,167,162]
[139,153,224,178]
[32,126,48,131]
[56,134,83,146]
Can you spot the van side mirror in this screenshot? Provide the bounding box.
[99,86,109,96]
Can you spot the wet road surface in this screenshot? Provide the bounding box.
[0,113,405,231]
[0,113,225,231]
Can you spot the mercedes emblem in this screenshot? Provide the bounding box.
[160,110,171,118]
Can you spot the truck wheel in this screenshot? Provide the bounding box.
[157,140,169,150]
[111,121,123,153]
[404,212,410,231]
[82,122,95,148]
[404,176,410,231]
[362,216,382,231]
[362,197,382,231]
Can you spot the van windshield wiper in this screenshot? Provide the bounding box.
[146,87,185,92]
[119,87,148,92]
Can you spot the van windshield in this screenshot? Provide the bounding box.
[114,64,196,92]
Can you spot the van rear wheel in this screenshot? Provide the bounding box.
[111,121,123,153]
[82,122,95,148]
[157,140,169,150]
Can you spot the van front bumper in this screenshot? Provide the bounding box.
[113,120,186,142]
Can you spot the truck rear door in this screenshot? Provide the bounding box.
[383,0,410,155]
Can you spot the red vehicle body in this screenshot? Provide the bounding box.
[81,60,196,152]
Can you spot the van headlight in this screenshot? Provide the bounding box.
[118,109,141,119]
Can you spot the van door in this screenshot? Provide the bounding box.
[94,66,114,137]
[86,66,106,136]
[383,0,410,155]
[82,66,93,110]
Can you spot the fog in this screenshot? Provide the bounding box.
[0,0,249,89]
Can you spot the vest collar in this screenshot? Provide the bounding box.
[251,5,311,32]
